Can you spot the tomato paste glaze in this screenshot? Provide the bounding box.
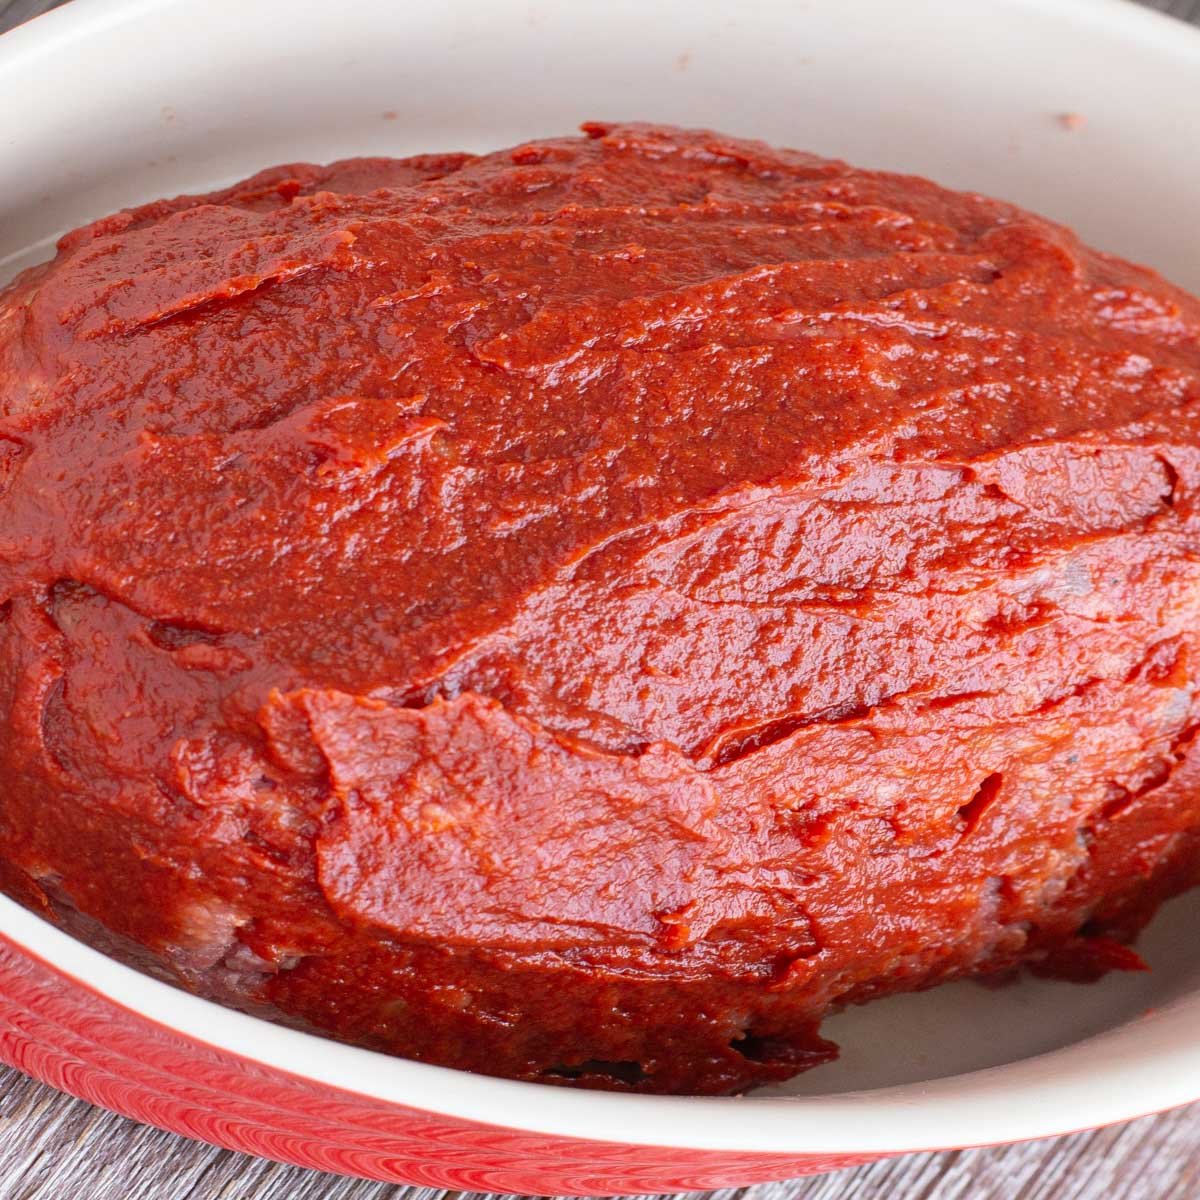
[2,124,1200,1093]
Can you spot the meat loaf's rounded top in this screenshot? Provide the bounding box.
[2,124,1200,1093]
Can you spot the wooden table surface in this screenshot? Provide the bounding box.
[3,0,1200,1196]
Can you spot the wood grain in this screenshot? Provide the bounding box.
[1,0,1199,1196]
[0,0,61,26]
[1,1067,1199,1200]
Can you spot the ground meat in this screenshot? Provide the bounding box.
[1,123,1200,1094]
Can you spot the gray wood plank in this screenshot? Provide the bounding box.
[1148,0,1200,21]
[0,0,65,26]
[1,0,1199,1196]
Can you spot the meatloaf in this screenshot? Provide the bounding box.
[2,123,1200,1095]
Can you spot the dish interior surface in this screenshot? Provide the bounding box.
[1,0,1199,1121]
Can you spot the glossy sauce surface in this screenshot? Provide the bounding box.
[2,125,1200,1092]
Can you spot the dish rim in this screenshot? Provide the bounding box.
[2,0,1200,1158]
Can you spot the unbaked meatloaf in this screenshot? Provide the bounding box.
[2,123,1200,1095]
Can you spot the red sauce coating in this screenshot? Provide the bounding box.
[2,124,1200,1093]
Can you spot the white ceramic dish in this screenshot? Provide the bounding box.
[1,0,1199,1189]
